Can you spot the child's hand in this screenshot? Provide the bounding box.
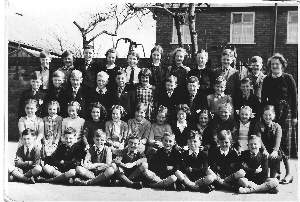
[155,141,163,148]
[242,162,248,168]
[166,166,173,171]
[40,160,45,167]
[187,167,193,172]
[183,146,189,151]
[112,159,122,166]
[199,146,204,151]
[85,145,90,151]
[60,160,64,164]
[124,163,136,168]
[174,144,182,151]
[140,139,147,145]
[263,150,269,157]
[255,165,262,173]
[269,151,278,159]
[27,161,33,166]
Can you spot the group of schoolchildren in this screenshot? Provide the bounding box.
[9,44,291,194]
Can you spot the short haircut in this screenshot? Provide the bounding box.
[165,75,177,84]
[240,77,252,85]
[221,49,234,58]
[47,100,60,112]
[250,56,263,64]
[135,103,148,112]
[187,76,199,84]
[115,69,127,77]
[196,49,208,58]
[138,68,152,80]
[263,105,276,116]
[61,50,73,58]
[218,130,232,141]
[267,53,287,69]
[94,129,106,138]
[161,132,175,141]
[22,128,36,137]
[67,101,81,112]
[40,50,51,58]
[111,105,126,118]
[64,127,76,135]
[70,70,82,78]
[52,70,65,78]
[90,102,107,119]
[105,48,117,57]
[218,102,232,113]
[25,99,38,107]
[172,47,187,64]
[239,106,253,114]
[156,105,168,120]
[128,134,141,141]
[214,76,226,85]
[127,50,140,60]
[248,135,262,143]
[84,45,94,50]
[176,104,191,115]
[97,71,109,80]
[30,72,42,80]
[198,109,212,121]
[187,130,202,141]
[150,45,163,60]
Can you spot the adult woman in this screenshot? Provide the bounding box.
[261,53,297,184]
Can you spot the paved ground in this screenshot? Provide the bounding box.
[3,141,299,201]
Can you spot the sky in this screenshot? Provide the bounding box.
[6,0,156,58]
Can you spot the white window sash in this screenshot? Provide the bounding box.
[171,19,192,44]
[287,11,298,44]
[230,12,254,44]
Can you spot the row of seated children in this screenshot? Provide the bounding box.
[8,127,280,194]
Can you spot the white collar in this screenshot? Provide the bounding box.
[106,63,115,69]
[198,66,205,70]
[188,149,199,156]
[48,115,58,120]
[177,120,187,128]
[220,148,229,156]
[96,87,107,94]
[72,87,79,92]
[127,65,138,70]
[93,144,104,151]
[240,121,250,128]
[24,145,34,154]
[41,65,49,70]
[134,118,145,125]
[215,92,225,98]
[271,72,283,78]
[26,115,36,121]
[62,65,74,70]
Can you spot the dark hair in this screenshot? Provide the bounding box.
[115,69,127,77]
[267,53,287,70]
[25,99,38,108]
[64,127,77,135]
[47,101,60,113]
[90,102,107,120]
[138,68,152,81]
[40,50,51,58]
[94,129,106,138]
[263,105,276,119]
[61,50,73,58]
[196,49,208,57]
[250,56,263,64]
[128,134,141,141]
[22,128,36,137]
[105,48,118,57]
[214,76,226,85]
[150,45,163,62]
[176,104,191,115]
[198,109,212,122]
[187,130,202,141]
[30,72,42,80]
[240,77,252,85]
[135,103,148,113]
[83,45,94,50]
[187,76,199,84]
[165,75,177,84]
[127,50,140,61]
[221,49,234,58]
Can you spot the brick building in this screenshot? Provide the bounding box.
[154,3,298,71]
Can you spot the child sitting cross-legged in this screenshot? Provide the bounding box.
[73,129,116,186]
[175,130,216,193]
[237,135,279,194]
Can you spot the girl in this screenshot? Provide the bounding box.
[147,45,167,88]
[166,48,190,92]
[105,105,128,150]
[234,106,256,153]
[101,48,122,90]
[261,53,297,184]
[196,110,215,154]
[83,102,106,149]
[18,99,44,148]
[254,105,282,179]
[147,106,172,156]
[42,101,63,163]
[136,68,157,121]
[127,103,151,153]
[207,76,233,117]
[62,101,85,145]
[169,104,197,149]
[125,50,141,87]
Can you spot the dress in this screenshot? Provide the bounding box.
[146,63,167,88]
[135,84,157,120]
[261,73,297,158]
[105,120,128,147]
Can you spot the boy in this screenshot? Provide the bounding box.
[73,130,115,186]
[111,69,136,121]
[157,75,182,121]
[213,49,239,98]
[8,129,42,183]
[246,56,266,102]
[76,45,100,90]
[182,76,208,123]
[238,135,279,194]
[209,130,245,190]
[113,135,148,189]
[65,70,86,118]
[34,50,54,92]
[233,78,260,121]
[37,127,85,184]
[143,132,181,190]
[86,71,112,120]
[58,50,75,90]
[44,70,68,117]
[175,131,215,192]
[18,72,46,119]
[125,50,141,88]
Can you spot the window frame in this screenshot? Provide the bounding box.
[229,12,255,44]
[170,15,192,45]
[286,11,298,44]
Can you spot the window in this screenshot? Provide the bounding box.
[171,16,191,44]
[287,11,298,44]
[230,12,255,44]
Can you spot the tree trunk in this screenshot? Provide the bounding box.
[174,14,183,48]
[188,3,198,58]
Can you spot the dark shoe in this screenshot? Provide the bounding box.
[142,181,150,188]
[280,176,293,184]
[175,181,185,191]
[269,187,279,194]
[199,185,214,193]
[36,176,47,183]
[132,182,143,189]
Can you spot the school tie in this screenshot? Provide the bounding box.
[118,87,124,97]
[98,89,103,94]
[189,94,195,106]
[72,89,77,99]
[66,146,71,154]
[250,152,256,159]
[243,96,248,104]
[128,151,135,159]
[192,152,197,159]
[167,91,172,97]
[129,67,135,85]
[25,147,30,159]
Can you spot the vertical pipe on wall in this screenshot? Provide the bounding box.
[272,3,278,56]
